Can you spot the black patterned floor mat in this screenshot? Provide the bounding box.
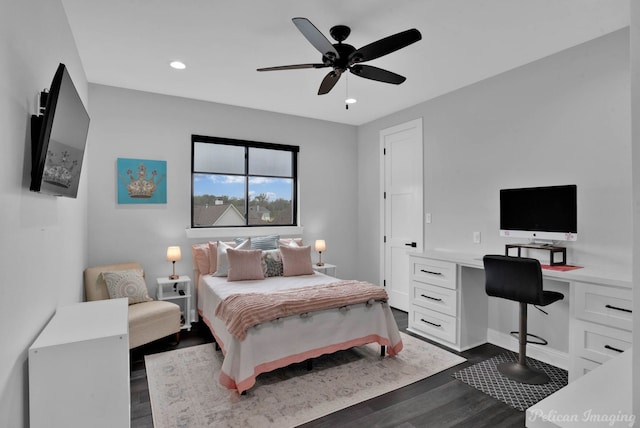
[452,352,568,411]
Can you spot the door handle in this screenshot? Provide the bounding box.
[405,242,417,247]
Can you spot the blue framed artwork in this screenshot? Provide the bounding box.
[117,158,167,204]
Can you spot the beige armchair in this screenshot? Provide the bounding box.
[84,262,181,349]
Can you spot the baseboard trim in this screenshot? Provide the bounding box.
[487,328,569,370]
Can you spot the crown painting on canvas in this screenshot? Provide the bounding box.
[117,158,166,204]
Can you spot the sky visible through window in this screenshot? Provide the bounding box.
[194,174,292,201]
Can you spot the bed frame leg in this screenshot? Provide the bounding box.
[380,345,386,357]
[306,359,313,371]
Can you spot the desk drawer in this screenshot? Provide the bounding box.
[573,319,632,364]
[573,282,633,331]
[412,281,457,316]
[411,259,457,290]
[410,305,457,344]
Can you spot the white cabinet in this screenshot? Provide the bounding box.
[569,281,633,382]
[407,255,487,351]
[29,298,130,428]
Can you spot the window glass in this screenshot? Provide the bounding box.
[191,136,298,228]
[248,177,294,225]
[249,147,292,176]
[193,142,244,174]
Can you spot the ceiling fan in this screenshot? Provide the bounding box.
[257,17,422,95]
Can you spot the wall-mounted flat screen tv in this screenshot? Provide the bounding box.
[500,184,577,242]
[30,63,90,198]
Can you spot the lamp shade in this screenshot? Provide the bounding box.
[314,240,326,252]
[166,246,182,262]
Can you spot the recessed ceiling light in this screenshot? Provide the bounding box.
[345,98,357,104]
[169,61,186,70]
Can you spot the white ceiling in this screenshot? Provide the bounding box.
[60,0,629,126]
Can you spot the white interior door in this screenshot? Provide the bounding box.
[381,119,423,311]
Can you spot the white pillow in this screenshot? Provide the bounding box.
[102,269,152,305]
[213,239,250,277]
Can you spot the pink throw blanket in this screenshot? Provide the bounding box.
[215,280,389,340]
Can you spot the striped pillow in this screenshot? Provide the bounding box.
[236,234,280,250]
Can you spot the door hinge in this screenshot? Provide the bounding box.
[383,148,386,155]
[383,191,386,199]
[383,279,386,287]
[384,235,386,243]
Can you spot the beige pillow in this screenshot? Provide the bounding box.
[227,249,265,281]
[214,239,250,277]
[280,245,314,277]
[102,269,152,305]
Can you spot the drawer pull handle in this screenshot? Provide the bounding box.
[604,344,624,353]
[421,294,443,302]
[421,318,442,328]
[420,269,443,276]
[605,304,632,314]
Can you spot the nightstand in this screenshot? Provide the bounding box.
[156,276,193,331]
[313,263,337,277]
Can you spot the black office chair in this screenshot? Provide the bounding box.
[483,255,564,384]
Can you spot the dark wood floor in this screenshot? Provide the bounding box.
[130,309,525,428]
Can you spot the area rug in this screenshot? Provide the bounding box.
[452,352,568,411]
[145,332,466,428]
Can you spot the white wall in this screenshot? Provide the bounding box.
[0,0,89,426]
[357,29,630,354]
[86,85,358,297]
[630,0,639,420]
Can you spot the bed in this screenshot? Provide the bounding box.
[192,240,403,393]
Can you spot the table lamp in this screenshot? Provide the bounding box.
[166,246,181,279]
[314,240,326,266]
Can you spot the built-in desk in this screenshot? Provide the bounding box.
[408,250,632,381]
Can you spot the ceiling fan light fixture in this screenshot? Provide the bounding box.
[345,97,357,104]
[169,60,186,70]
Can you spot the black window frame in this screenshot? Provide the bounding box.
[191,135,299,228]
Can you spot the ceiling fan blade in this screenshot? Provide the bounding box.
[257,63,327,72]
[350,64,406,84]
[292,17,340,61]
[318,70,343,95]
[349,28,421,64]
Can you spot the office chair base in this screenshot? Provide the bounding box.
[497,361,550,385]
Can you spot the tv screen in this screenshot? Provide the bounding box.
[500,184,577,242]
[30,63,90,198]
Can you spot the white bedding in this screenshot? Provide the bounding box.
[196,271,403,393]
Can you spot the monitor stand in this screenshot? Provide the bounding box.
[505,243,567,266]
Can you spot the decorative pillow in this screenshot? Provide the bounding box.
[102,269,152,305]
[278,238,303,247]
[280,245,314,277]
[252,234,281,250]
[191,243,210,275]
[261,249,283,277]
[227,249,265,281]
[207,240,236,274]
[214,239,250,277]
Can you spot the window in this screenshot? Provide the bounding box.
[191,135,299,228]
